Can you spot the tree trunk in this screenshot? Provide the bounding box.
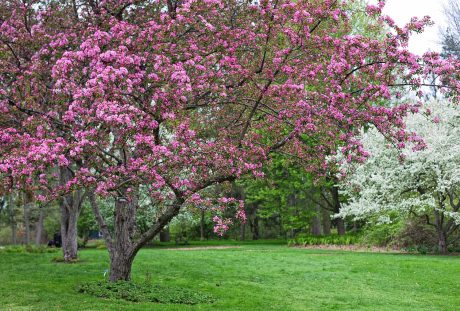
[159,227,170,242]
[322,209,331,235]
[311,204,322,236]
[107,195,138,281]
[200,209,205,241]
[89,188,185,282]
[252,215,259,240]
[59,167,84,261]
[35,207,45,245]
[109,252,135,282]
[437,230,448,255]
[23,191,33,245]
[9,194,16,244]
[336,218,346,236]
[61,205,79,260]
[240,222,245,241]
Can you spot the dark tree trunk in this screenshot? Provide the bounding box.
[437,230,448,255]
[35,207,45,245]
[240,222,245,241]
[330,184,346,236]
[200,209,205,241]
[159,227,170,242]
[434,208,448,255]
[311,204,322,236]
[336,218,346,236]
[322,209,331,235]
[252,215,259,240]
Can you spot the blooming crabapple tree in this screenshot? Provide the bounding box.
[337,100,460,254]
[1,0,460,280]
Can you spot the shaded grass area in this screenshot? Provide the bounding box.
[0,243,459,310]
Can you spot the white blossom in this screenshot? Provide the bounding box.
[336,99,460,224]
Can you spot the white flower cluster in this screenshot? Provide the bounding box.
[337,99,460,224]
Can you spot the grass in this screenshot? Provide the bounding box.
[0,242,459,310]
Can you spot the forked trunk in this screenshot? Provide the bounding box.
[89,190,185,282]
[59,167,84,262]
[107,196,138,282]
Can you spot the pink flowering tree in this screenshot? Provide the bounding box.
[1,0,460,281]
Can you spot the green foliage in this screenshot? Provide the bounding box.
[0,227,12,244]
[0,245,58,254]
[84,239,107,249]
[43,205,61,238]
[288,234,360,246]
[360,221,403,247]
[393,218,438,252]
[77,204,98,241]
[77,281,215,305]
[240,154,317,232]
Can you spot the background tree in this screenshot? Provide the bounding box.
[337,100,460,254]
[441,0,460,59]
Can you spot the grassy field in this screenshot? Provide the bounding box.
[0,243,459,311]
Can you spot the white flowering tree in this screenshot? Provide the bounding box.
[337,100,460,254]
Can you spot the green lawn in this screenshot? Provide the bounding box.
[0,243,459,310]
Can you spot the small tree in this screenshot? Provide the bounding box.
[441,0,460,58]
[337,100,460,254]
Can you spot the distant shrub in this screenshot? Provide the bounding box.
[85,239,106,249]
[0,228,12,245]
[288,234,360,247]
[393,217,437,252]
[0,245,59,254]
[77,281,215,305]
[360,222,403,247]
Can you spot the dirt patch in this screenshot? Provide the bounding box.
[161,246,241,251]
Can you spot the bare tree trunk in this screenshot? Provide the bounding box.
[437,229,448,255]
[311,204,322,236]
[8,194,17,244]
[108,194,138,281]
[35,207,45,245]
[200,209,205,241]
[89,188,187,282]
[322,209,331,235]
[109,251,135,282]
[252,215,259,240]
[159,227,170,242]
[336,218,346,236]
[240,222,245,241]
[61,206,79,260]
[23,191,33,245]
